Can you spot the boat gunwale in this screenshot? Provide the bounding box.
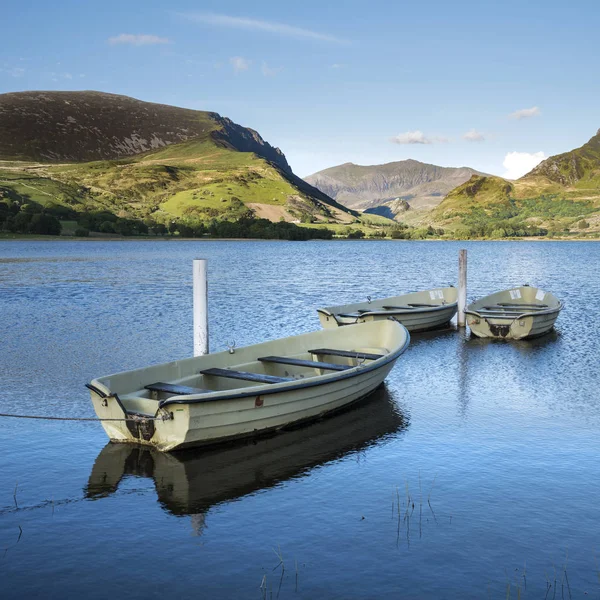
[157,329,410,408]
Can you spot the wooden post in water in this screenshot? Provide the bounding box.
[458,249,467,327]
[193,259,209,356]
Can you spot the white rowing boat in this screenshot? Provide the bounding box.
[86,319,410,452]
[465,286,562,339]
[317,287,457,332]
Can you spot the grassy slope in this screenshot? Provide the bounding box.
[0,136,353,226]
[423,130,600,237]
[428,173,600,236]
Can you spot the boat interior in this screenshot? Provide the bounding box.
[471,303,550,318]
[320,287,458,319]
[466,287,561,320]
[108,346,390,415]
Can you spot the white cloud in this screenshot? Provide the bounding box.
[261,61,283,77]
[330,63,345,69]
[180,12,346,43]
[463,129,485,142]
[230,56,251,73]
[1,66,25,77]
[108,34,170,46]
[502,151,546,179]
[391,130,449,145]
[509,106,541,120]
[47,71,74,82]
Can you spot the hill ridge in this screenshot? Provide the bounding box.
[0,90,357,233]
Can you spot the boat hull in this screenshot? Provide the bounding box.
[318,287,458,333]
[89,320,409,451]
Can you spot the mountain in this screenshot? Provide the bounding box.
[0,91,355,231]
[524,128,600,186]
[304,160,484,215]
[430,129,600,237]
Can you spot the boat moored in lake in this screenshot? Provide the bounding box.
[465,286,562,340]
[317,287,458,332]
[86,319,410,452]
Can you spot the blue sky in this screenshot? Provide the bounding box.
[1,0,598,177]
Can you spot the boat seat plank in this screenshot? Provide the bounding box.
[497,302,548,308]
[381,305,416,310]
[309,348,384,361]
[483,305,545,312]
[200,367,293,384]
[258,356,352,371]
[337,312,361,318]
[407,303,441,307]
[145,382,212,395]
[475,311,520,318]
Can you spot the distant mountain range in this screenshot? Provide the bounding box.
[0,91,355,229]
[304,160,484,216]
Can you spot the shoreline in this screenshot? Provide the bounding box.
[1,233,599,243]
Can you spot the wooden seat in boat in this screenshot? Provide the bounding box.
[145,382,211,395]
[258,356,352,371]
[309,348,384,361]
[407,303,440,307]
[475,310,521,318]
[200,368,293,384]
[381,305,416,310]
[497,302,548,308]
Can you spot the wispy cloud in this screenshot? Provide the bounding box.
[108,34,170,46]
[261,61,283,77]
[180,12,346,43]
[0,66,25,78]
[230,56,251,73]
[391,130,449,145]
[47,71,73,82]
[503,151,546,179]
[463,129,485,142]
[330,63,345,69]
[509,106,541,120]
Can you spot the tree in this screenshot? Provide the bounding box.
[29,213,62,235]
[99,221,115,234]
[177,224,194,237]
[13,211,33,233]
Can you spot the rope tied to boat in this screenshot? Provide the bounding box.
[0,412,171,422]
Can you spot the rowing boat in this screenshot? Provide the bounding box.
[86,319,410,452]
[317,287,458,332]
[465,286,562,340]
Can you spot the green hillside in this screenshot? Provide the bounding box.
[0,91,359,238]
[427,130,600,238]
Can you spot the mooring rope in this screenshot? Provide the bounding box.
[0,413,165,422]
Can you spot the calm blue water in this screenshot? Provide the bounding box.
[1,240,599,599]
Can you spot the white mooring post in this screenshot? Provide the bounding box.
[193,259,209,356]
[458,249,467,327]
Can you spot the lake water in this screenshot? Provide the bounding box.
[1,240,599,599]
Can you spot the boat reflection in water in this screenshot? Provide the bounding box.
[85,386,407,531]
